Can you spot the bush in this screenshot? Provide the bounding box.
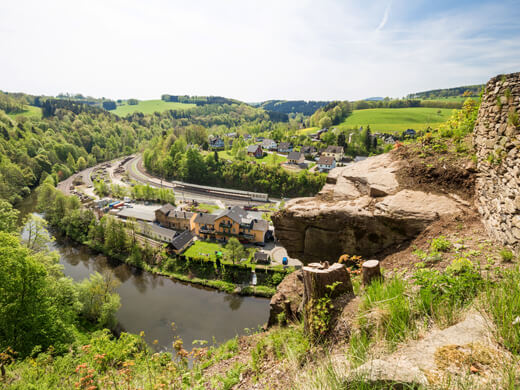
[499,248,514,262]
[430,236,452,252]
[413,258,482,326]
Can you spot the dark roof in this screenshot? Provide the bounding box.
[287,151,303,160]
[157,203,176,215]
[278,142,292,149]
[216,206,247,224]
[194,212,217,225]
[301,146,316,153]
[318,156,335,165]
[171,230,194,250]
[325,145,344,154]
[247,144,262,153]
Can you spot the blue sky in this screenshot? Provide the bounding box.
[0,0,518,101]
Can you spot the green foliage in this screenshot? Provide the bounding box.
[358,276,415,346]
[430,235,452,252]
[0,232,80,357]
[225,237,246,264]
[0,198,19,233]
[78,272,121,329]
[483,267,520,354]
[499,248,515,262]
[413,258,482,326]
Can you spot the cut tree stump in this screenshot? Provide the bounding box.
[302,262,353,334]
[362,260,383,286]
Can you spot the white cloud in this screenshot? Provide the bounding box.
[0,0,518,101]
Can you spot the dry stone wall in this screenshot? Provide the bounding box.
[474,72,520,251]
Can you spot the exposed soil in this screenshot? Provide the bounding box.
[393,142,476,200]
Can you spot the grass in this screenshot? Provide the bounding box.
[111,99,196,116]
[184,240,228,261]
[217,150,287,166]
[337,107,454,133]
[297,127,318,135]
[7,105,42,119]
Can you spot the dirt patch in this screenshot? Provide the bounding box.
[392,143,476,200]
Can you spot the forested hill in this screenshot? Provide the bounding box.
[254,100,330,115]
[0,92,295,204]
[407,84,484,99]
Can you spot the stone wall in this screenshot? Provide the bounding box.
[474,72,520,250]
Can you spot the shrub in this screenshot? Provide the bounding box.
[413,258,482,326]
[499,248,514,262]
[430,236,452,252]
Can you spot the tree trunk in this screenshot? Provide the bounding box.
[302,262,353,334]
[362,259,383,286]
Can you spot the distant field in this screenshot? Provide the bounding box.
[217,150,287,166]
[297,127,318,135]
[337,107,455,133]
[7,105,42,119]
[112,100,196,116]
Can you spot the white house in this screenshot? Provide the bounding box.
[322,145,344,161]
[317,156,336,172]
[261,138,278,150]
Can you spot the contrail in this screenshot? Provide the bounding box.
[376,1,391,31]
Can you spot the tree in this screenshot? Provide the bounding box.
[0,199,19,233]
[102,100,117,110]
[214,150,219,164]
[226,238,246,264]
[23,214,54,252]
[78,271,121,328]
[76,156,87,171]
[0,232,78,357]
[337,133,346,147]
[319,116,332,129]
[364,125,372,152]
[127,99,139,105]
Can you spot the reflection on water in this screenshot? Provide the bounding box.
[54,236,269,352]
[17,192,269,352]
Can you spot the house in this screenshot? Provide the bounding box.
[255,136,265,142]
[243,133,252,141]
[226,132,238,138]
[247,144,264,158]
[169,230,194,254]
[254,251,270,265]
[155,203,195,231]
[322,145,344,161]
[209,137,225,150]
[261,138,277,151]
[138,222,177,243]
[192,206,269,244]
[277,142,293,154]
[287,151,305,164]
[317,156,336,172]
[301,146,317,157]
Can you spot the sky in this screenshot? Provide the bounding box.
[0,0,519,102]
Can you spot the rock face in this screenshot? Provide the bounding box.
[267,269,304,326]
[272,153,465,263]
[339,313,508,388]
[474,72,520,252]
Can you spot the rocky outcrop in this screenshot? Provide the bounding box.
[272,153,466,264]
[337,313,509,388]
[474,72,520,252]
[267,269,304,326]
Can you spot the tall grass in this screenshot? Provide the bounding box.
[483,267,520,354]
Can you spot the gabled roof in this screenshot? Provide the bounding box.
[278,142,292,149]
[251,219,269,231]
[216,206,247,224]
[168,211,194,220]
[325,145,344,154]
[140,222,177,241]
[157,203,176,215]
[194,212,217,225]
[247,144,262,153]
[254,251,269,261]
[170,230,194,250]
[261,138,276,146]
[318,156,335,165]
[287,151,303,160]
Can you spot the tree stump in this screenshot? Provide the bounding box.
[302,262,353,335]
[362,259,383,286]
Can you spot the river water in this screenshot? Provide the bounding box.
[17,193,269,352]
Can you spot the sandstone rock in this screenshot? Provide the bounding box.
[267,270,304,326]
[273,155,464,263]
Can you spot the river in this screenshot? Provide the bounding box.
[17,193,269,352]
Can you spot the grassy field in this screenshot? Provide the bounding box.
[112,99,196,116]
[184,240,228,260]
[7,105,42,119]
[217,150,287,165]
[297,127,318,135]
[337,107,454,133]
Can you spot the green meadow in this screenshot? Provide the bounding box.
[7,105,42,119]
[337,107,455,133]
[112,99,196,116]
